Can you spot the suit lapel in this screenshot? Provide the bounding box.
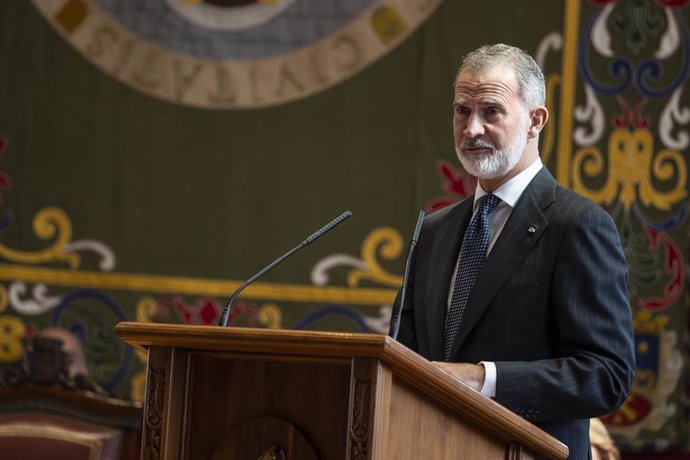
[448,168,557,359]
[423,199,473,361]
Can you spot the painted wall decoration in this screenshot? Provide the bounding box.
[570,1,689,451]
[31,0,443,109]
[1,0,689,455]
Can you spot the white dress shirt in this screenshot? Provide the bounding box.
[447,157,543,397]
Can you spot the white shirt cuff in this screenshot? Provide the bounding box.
[479,361,496,398]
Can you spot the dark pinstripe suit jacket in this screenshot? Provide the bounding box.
[397,167,635,459]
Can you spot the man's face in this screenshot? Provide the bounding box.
[453,64,530,181]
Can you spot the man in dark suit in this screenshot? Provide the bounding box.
[395,44,635,459]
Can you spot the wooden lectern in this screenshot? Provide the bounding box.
[115,322,568,460]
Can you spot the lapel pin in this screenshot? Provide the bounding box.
[528,226,536,233]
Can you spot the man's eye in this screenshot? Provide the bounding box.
[486,107,501,116]
[456,106,470,115]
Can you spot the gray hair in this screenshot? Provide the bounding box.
[457,44,545,109]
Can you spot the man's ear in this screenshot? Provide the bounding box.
[528,106,548,138]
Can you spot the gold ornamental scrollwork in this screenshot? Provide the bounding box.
[347,227,404,288]
[0,284,7,314]
[259,303,282,328]
[572,128,687,210]
[0,314,25,362]
[0,207,80,268]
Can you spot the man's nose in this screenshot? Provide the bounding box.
[463,113,485,138]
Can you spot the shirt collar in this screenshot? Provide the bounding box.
[473,157,543,210]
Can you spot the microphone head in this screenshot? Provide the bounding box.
[304,210,352,245]
[412,210,425,244]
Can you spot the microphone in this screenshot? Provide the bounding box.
[388,210,425,340]
[217,210,353,327]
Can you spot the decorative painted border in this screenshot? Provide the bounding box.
[0,264,396,306]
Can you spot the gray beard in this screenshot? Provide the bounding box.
[456,132,527,180]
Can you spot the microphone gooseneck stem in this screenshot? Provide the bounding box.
[217,243,304,327]
[218,210,352,327]
[389,210,425,340]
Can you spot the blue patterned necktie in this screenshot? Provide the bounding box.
[444,193,501,360]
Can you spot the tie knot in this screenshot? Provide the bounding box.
[478,194,500,216]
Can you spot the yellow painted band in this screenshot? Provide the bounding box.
[557,0,581,187]
[0,264,397,306]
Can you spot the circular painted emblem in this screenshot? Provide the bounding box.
[162,0,299,32]
[31,0,442,109]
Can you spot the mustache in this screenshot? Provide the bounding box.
[461,139,495,149]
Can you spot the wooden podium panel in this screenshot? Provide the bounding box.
[116,322,568,460]
[185,353,350,458]
[387,377,507,459]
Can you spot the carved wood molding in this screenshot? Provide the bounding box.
[257,444,286,460]
[350,376,372,459]
[210,416,317,459]
[507,441,535,460]
[144,365,165,460]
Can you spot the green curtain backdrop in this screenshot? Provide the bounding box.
[1,0,688,454]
